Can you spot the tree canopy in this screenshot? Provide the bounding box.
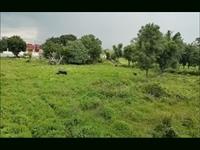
[80,34,102,63]
[136,23,163,76]
[7,36,26,56]
[0,37,8,52]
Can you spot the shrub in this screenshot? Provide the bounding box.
[152,117,178,138]
[31,119,65,137]
[145,83,168,98]
[181,117,194,128]
[1,124,32,137]
[112,120,131,135]
[99,106,114,120]
[80,99,101,110]
[64,116,82,137]
[71,125,100,137]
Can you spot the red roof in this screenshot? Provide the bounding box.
[26,43,41,52]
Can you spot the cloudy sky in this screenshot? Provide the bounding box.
[1,12,199,49]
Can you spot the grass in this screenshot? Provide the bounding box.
[0,58,200,137]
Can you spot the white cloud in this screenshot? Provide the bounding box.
[1,27,39,43]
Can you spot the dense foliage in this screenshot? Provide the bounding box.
[121,24,199,76]
[80,34,102,63]
[64,40,89,64]
[0,37,8,52]
[42,34,102,64]
[6,36,26,56]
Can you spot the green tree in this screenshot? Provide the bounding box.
[157,31,184,72]
[195,37,200,46]
[42,41,64,59]
[65,40,89,64]
[180,44,194,69]
[136,23,163,76]
[46,37,61,44]
[123,44,138,66]
[190,42,200,70]
[113,43,123,61]
[104,49,111,60]
[7,36,26,56]
[0,37,8,52]
[59,34,77,46]
[80,34,102,63]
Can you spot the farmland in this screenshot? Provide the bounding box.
[0,58,200,137]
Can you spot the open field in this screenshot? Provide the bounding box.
[0,58,200,137]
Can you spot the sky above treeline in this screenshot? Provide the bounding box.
[1,12,199,49]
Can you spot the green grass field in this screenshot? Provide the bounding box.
[0,58,200,137]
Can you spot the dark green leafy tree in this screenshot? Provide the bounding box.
[180,44,194,69]
[136,23,163,76]
[59,34,77,46]
[0,37,8,52]
[123,44,138,66]
[7,35,26,56]
[42,42,64,65]
[113,43,123,60]
[65,40,89,64]
[180,39,199,70]
[157,31,184,72]
[190,43,200,70]
[46,37,62,44]
[80,34,102,63]
[42,41,64,59]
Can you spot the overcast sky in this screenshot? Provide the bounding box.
[1,12,199,49]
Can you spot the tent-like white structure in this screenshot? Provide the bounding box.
[18,51,26,57]
[0,49,15,57]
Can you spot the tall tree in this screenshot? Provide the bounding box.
[65,40,89,64]
[113,43,123,61]
[123,44,138,66]
[42,41,64,59]
[157,31,184,72]
[136,23,163,76]
[80,34,102,63]
[7,36,26,56]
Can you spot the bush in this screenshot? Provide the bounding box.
[152,117,178,138]
[99,106,114,120]
[112,120,131,136]
[80,99,101,110]
[70,125,100,137]
[1,124,32,137]
[113,121,129,131]
[145,83,168,98]
[31,119,65,137]
[181,117,194,128]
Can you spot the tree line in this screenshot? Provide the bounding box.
[108,23,199,76]
[0,23,199,76]
[42,34,102,64]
